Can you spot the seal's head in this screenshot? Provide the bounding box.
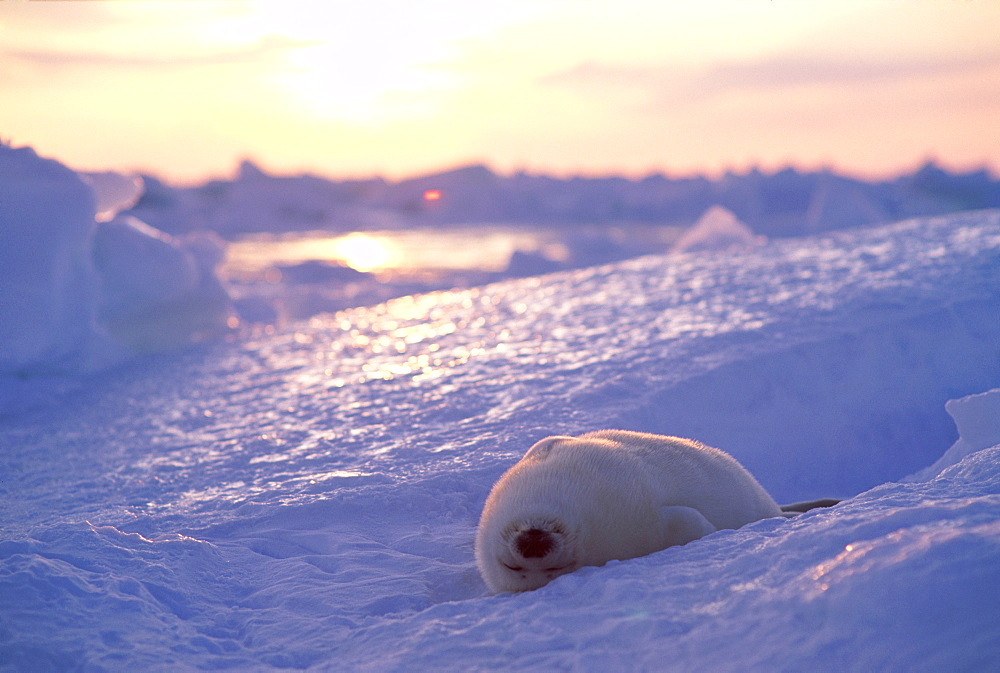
[490,518,578,592]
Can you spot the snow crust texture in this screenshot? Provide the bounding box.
[2,210,1000,671]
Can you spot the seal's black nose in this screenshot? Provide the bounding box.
[516,528,554,558]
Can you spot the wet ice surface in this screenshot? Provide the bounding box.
[2,211,1000,671]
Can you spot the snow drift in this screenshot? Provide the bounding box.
[1,207,999,671]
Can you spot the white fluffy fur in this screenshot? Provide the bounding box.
[475,430,782,593]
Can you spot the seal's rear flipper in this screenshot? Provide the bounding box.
[660,505,716,545]
[780,498,841,514]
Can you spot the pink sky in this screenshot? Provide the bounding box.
[2,0,999,182]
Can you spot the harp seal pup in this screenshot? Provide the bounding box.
[475,429,783,593]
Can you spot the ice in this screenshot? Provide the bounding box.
[947,389,1000,456]
[92,217,232,353]
[78,171,144,223]
[670,205,764,253]
[123,158,1000,329]
[126,160,1000,237]
[907,388,1000,482]
[0,145,232,375]
[2,156,1000,669]
[0,145,107,374]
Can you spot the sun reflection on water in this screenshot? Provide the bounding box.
[224,227,569,280]
[225,231,404,275]
[329,233,401,272]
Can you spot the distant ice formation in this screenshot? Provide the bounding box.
[670,205,766,254]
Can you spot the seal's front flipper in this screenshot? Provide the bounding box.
[660,506,717,546]
[780,498,841,514]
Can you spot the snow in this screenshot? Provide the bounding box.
[2,153,1000,670]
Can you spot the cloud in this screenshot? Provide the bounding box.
[2,35,309,72]
[697,53,1000,95]
[542,52,1000,101]
[540,61,672,89]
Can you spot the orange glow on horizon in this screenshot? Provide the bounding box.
[423,189,442,201]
